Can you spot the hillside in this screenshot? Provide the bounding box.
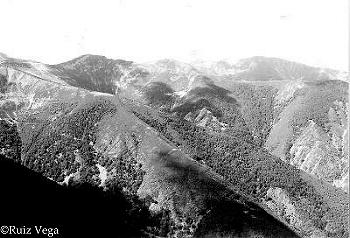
[0,54,348,238]
[0,58,300,237]
[51,54,135,94]
[265,80,348,192]
[126,99,348,238]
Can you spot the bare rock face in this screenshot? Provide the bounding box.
[265,187,327,238]
[141,59,200,91]
[289,101,349,193]
[333,173,349,193]
[184,108,227,132]
[290,121,341,182]
[326,101,349,154]
[264,182,349,238]
[274,79,305,106]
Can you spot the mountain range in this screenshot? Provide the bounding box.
[0,53,348,238]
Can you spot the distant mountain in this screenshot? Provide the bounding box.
[0,52,8,60]
[192,56,348,82]
[45,55,348,101]
[145,58,199,76]
[141,59,200,91]
[51,54,135,94]
[191,59,238,76]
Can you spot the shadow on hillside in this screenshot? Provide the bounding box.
[142,82,175,106]
[0,155,149,237]
[153,149,300,238]
[171,83,240,118]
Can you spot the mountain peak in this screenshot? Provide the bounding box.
[56,54,133,68]
[0,52,8,60]
[152,58,197,71]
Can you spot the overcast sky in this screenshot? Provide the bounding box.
[0,0,348,70]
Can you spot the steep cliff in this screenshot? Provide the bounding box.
[289,102,349,193]
[184,108,227,132]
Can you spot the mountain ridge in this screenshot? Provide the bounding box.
[0,53,348,238]
[0,57,301,237]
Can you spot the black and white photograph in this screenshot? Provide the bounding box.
[0,0,348,237]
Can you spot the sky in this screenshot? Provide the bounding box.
[0,0,348,70]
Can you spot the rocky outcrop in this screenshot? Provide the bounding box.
[275,79,305,106]
[289,101,349,193]
[141,59,200,91]
[184,108,227,132]
[326,101,349,155]
[290,121,340,182]
[264,187,327,238]
[264,183,349,238]
[333,173,349,193]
